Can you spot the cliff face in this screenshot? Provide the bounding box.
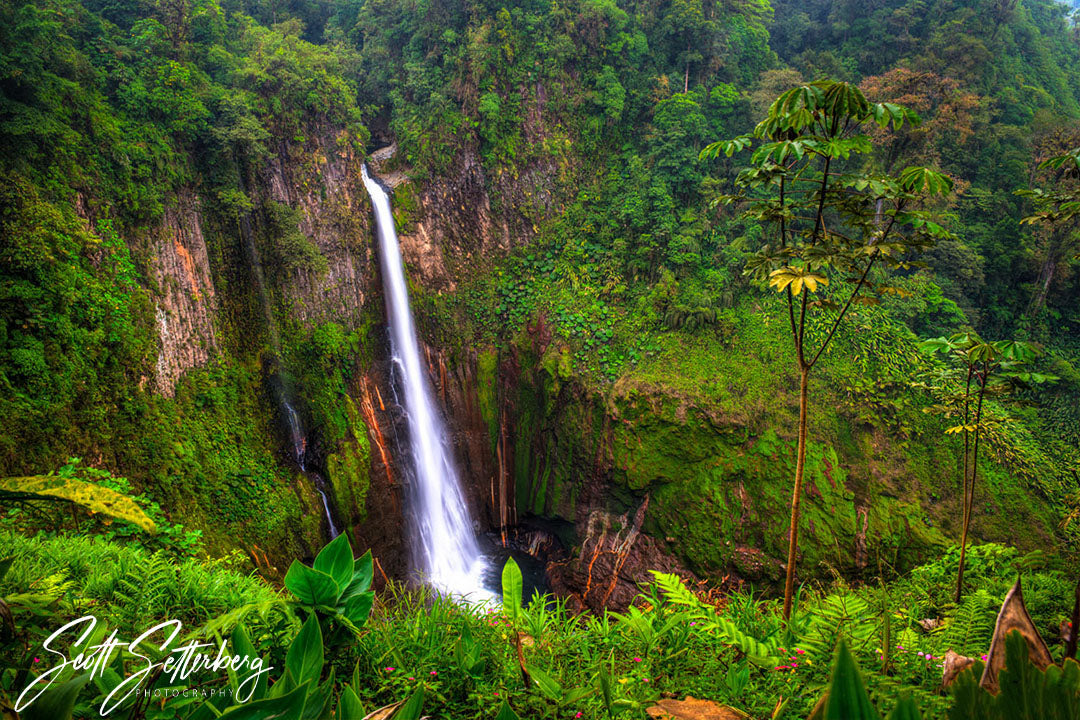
[124,130,387,568]
[355,140,1060,610]
[262,136,373,329]
[151,193,220,396]
[149,132,374,396]
[122,122,1058,605]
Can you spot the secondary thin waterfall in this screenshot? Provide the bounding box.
[235,180,338,539]
[362,165,488,598]
[282,399,339,538]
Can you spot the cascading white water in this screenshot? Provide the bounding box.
[282,400,307,468]
[362,165,489,599]
[283,399,340,538]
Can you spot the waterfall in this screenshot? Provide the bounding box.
[281,399,340,538]
[282,399,307,468]
[235,185,338,538]
[361,165,489,599]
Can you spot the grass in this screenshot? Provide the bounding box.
[2,530,1075,719]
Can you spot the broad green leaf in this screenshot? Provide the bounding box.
[887,695,922,720]
[338,686,365,719]
[502,557,523,624]
[342,590,374,628]
[563,686,594,704]
[392,687,424,720]
[342,550,374,601]
[231,624,268,702]
[494,700,522,720]
[218,681,309,720]
[313,533,354,590]
[21,673,90,720]
[0,476,156,533]
[527,665,563,701]
[284,615,324,688]
[300,667,334,720]
[823,640,881,720]
[284,561,340,606]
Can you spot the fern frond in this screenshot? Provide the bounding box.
[936,589,997,656]
[649,571,705,611]
[649,571,780,666]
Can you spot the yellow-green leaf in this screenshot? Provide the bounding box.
[0,476,156,533]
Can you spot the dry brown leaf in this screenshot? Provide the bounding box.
[645,696,749,720]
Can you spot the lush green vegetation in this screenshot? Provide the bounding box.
[3,0,1080,717]
[2,532,1078,718]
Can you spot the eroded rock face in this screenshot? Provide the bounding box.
[548,504,696,613]
[396,148,501,293]
[264,133,372,330]
[150,192,219,396]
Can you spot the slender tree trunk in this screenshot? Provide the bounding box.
[1028,252,1058,319]
[955,375,987,603]
[960,367,973,561]
[783,364,811,620]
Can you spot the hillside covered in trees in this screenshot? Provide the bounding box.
[2,0,1080,717]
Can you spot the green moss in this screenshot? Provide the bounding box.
[477,345,499,449]
[327,394,372,526]
[390,180,421,234]
[99,363,326,564]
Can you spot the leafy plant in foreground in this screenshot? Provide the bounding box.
[650,571,781,666]
[0,474,156,534]
[283,532,375,644]
[948,631,1080,720]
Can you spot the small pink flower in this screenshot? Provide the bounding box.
[795,648,805,655]
[633,657,642,662]
[385,667,395,672]
[495,692,500,697]
[33,657,40,664]
[689,621,697,626]
[642,678,650,683]
[575,714,583,719]
[430,671,438,676]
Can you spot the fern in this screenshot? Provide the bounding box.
[798,592,877,659]
[112,551,176,630]
[650,571,780,666]
[936,589,998,656]
[650,572,704,610]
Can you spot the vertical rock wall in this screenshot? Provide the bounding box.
[150,192,219,396]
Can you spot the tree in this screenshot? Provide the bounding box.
[918,334,1055,602]
[702,80,954,619]
[1018,146,1080,319]
[859,68,980,174]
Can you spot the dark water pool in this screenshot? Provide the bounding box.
[477,534,551,605]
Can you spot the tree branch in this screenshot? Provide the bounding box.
[806,208,900,369]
